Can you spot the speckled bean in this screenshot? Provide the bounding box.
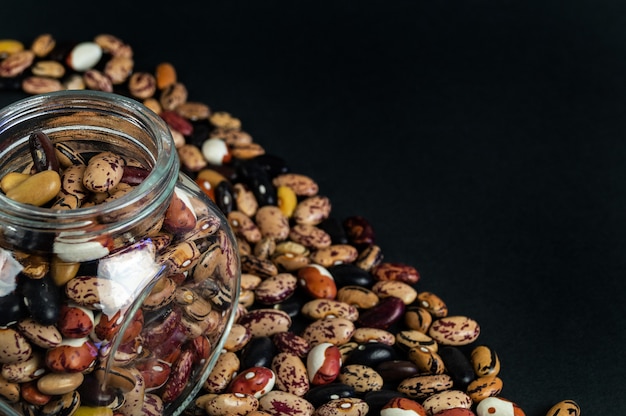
[258,390,315,415]
[466,376,503,403]
[271,352,310,396]
[428,316,481,346]
[398,374,453,400]
[337,364,384,393]
[309,244,359,268]
[238,308,292,337]
[470,345,501,378]
[545,400,580,416]
[422,390,473,415]
[204,392,260,416]
[314,397,370,416]
[301,298,359,321]
[301,317,355,347]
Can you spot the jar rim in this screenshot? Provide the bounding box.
[0,90,179,255]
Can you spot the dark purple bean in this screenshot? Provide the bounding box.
[17,273,61,325]
[343,342,399,368]
[214,180,235,214]
[250,153,290,178]
[304,383,356,408]
[187,120,212,148]
[376,360,420,384]
[439,346,476,389]
[239,336,277,370]
[236,159,277,207]
[343,215,375,247]
[327,263,375,288]
[0,291,27,326]
[356,296,405,329]
[120,165,151,185]
[317,217,349,245]
[29,130,60,172]
[363,390,407,414]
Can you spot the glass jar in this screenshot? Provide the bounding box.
[0,90,241,415]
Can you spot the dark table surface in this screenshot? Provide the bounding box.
[2,1,625,414]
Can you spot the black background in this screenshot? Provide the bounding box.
[3,1,626,414]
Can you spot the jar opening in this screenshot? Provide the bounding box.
[0,90,179,259]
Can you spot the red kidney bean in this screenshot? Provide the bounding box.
[356,296,406,329]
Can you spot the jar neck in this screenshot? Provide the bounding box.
[0,91,179,261]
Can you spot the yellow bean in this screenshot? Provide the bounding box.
[5,170,61,206]
[0,39,24,57]
[277,185,297,218]
[0,172,30,193]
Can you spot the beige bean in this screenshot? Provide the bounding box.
[301,298,359,321]
[336,285,379,309]
[258,390,314,416]
[1,351,45,383]
[288,224,332,249]
[176,101,211,120]
[314,398,370,416]
[372,280,418,305]
[292,195,331,225]
[0,327,32,364]
[272,173,319,197]
[204,351,240,394]
[83,68,113,92]
[254,272,298,304]
[0,374,19,403]
[205,392,260,416]
[271,352,309,396]
[223,324,252,353]
[239,309,292,338]
[351,327,395,345]
[338,364,383,393]
[255,205,290,240]
[17,318,62,348]
[301,317,355,347]
[31,33,55,57]
[160,82,188,111]
[230,142,265,160]
[104,55,134,84]
[428,315,481,346]
[422,389,472,415]
[179,143,208,172]
[228,210,262,243]
[309,244,358,267]
[31,60,65,78]
[233,183,258,217]
[397,374,454,400]
[37,372,84,395]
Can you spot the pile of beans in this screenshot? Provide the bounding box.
[0,35,580,416]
